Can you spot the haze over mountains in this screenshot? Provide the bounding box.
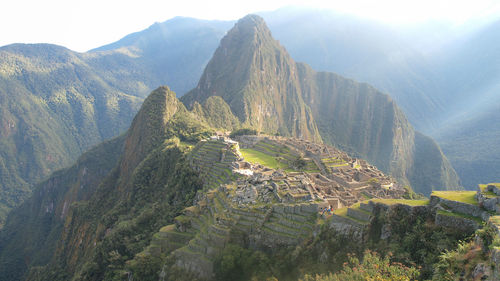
[0,15,460,280]
[0,7,497,227]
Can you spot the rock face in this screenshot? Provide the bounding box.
[182,15,460,195]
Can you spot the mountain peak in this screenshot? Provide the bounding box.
[181,15,322,142]
[120,86,184,178]
[216,14,274,54]
[234,14,266,29]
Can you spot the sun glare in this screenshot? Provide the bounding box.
[0,0,499,51]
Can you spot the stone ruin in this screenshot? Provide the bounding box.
[212,135,407,212]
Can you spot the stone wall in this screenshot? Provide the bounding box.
[329,214,365,240]
[430,195,489,221]
[434,212,480,233]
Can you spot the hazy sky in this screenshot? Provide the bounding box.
[2,0,499,52]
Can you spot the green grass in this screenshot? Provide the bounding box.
[240,148,289,170]
[482,191,497,198]
[479,183,500,198]
[370,198,430,206]
[431,191,478,206]
[437,209,483,223]
[333,203,370,225]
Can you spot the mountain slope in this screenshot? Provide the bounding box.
[0,135,125,281]
[182,15,322,142]
[182,15,460,194]
[0,18,234,223]
[92,16,233,95]
[0,86,212,280]
[259,8,448,132]
[0,44,151,225]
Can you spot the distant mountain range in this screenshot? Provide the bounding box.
[0,7,497,226]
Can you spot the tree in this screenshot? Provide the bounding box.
[301,250,420,281]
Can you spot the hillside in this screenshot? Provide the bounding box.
[0,44,151,225]
[0,84,420,280]
[0,18,232,225]
[0,80,488,279]
[259,8,448,132]
[72,10,500,189]
[182,15,460,195]
[91,16,233,95]
[0,86,213,280]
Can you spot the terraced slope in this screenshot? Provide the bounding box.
[188,139,240,190]
[139,187,319,278]
[134,134,410,278]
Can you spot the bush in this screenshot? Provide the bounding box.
[229,128,258,138]
[301,250,420,281]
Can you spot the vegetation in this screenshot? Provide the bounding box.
[431,224,500,280]
[301,250,420,281]
[229,128,258,138]
[192,96,241,130]
[240,148,289,170]
[436,209,483,223]
[292,155,308,170]
[431,191,478,205]
[0,13,480,281]
[214,244,275,281]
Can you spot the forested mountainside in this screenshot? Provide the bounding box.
[0,18,230,225]
[261,10,500,190]
[3,8,496,226]
[0,86,212,280]
[0,44,146,225]
[0,85,487,280]
[182,15,459,195]
[91,17,233,95]
[89,10,492,189]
